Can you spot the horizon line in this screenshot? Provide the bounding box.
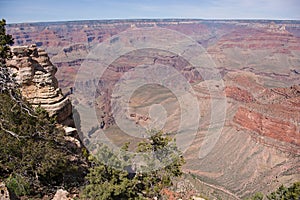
[6,17,300,25]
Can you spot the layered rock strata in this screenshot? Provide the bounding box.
[6,45,73,125]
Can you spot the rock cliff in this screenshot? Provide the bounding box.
[6,45,73,126]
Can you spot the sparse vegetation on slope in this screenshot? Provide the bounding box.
[82,130,185,200]
[0,92,87,197]
[246,182,300,200]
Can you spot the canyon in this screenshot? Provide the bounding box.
[6,19,300,199]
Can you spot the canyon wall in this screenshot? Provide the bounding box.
[6,19,300,199]
[7,20,300,92]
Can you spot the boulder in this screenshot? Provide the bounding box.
[52,189,71,200]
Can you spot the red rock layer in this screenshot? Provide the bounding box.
[225,86,255,103]
[234,107,299,146]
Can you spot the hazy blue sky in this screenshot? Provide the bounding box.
[1,0,300,23]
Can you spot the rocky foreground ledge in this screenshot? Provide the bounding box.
[6,44,73,126]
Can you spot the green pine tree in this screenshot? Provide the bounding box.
[81,130,185,200]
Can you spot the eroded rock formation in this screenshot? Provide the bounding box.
[6,45,73,126]
[234,106,299,146]
[224,73,300,147]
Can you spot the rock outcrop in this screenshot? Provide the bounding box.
[6,45,73,126]
[52,189,72,200]
[0,182,9,200]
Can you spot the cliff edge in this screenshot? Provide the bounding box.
[6,44,73,126]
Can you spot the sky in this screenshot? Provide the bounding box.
[1,0,300,24]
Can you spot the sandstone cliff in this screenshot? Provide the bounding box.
[6,45,73,126]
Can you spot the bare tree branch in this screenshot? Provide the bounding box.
[0,123,25,140]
